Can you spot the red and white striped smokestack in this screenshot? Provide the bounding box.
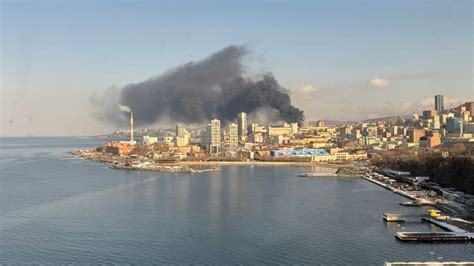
[130,111,134,144]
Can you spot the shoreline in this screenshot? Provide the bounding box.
[70,149,354,170]
[361,173,474,231]
[162,160,352,168]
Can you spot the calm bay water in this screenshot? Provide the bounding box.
[0,137,472,264]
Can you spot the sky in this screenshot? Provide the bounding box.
[1,0,473,136]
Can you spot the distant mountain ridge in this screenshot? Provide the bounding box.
[362,115,411,123]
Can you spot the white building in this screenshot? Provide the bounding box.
[175,124,189,146]
[228,123,238,148]
[237,112,247,142]
[142,135,158,146]
[291,122,299,135]
[203,119,221,153]
[176,124,187,137]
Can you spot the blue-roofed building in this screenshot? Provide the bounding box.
[270,148,367,162]
[270,149,329,157]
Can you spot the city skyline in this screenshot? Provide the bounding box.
[1,0,473,136]
[1,1,473,263]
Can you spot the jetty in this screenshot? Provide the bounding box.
[391,210,474,242]
[422,217,467,233]
[111,164,219,173]
[299,167,361,177]
[361,175,417,200]
[395,232,471,242]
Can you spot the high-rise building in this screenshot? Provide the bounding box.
[290,123,298,135]
[228,123,238,148]
[210,119,221,145]
[203,119,221,153]
[237,112,247,142]
[176,124,187,137]
[441,114,448,124]
[435,95,444,113]
[175,124,189,147]
[390,126,398,136]
[432,115,440,129]
[130,112,135,145]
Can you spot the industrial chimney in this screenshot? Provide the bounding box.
[130,111,134,144]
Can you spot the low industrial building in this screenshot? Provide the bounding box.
[105,142,133,155]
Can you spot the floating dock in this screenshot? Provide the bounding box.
[394,215,474,242]
[384,213,406,222]
[422,217,467,233]
[395,232,471,242]
[385,261,474,265]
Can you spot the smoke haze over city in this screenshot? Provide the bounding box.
[90,45,304,127]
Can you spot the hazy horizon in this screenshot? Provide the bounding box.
[1,0,473,137]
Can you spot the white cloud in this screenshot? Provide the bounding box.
[300,85,316,94]
[292,84,317,95]
[369,78,390,88]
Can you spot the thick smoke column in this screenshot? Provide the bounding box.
[216,74,304,123]
[91,45,304,126]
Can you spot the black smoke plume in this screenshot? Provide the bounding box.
[90,45,304,126]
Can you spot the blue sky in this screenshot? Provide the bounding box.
[1,0,473,136]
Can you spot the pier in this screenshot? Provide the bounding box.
[110,164,220,173]
[422,217,467,233]
[361,175,418,200]
[361,175,390,189]
[395,232,471,242]
[393,216,473,242]
[299,167,360,177]
[383,209,474,242]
